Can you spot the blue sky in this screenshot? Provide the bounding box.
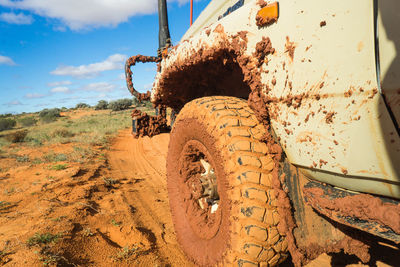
[0,0,210,114]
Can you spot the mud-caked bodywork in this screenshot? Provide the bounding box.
[125,0,400,265]
[152,0,400,200]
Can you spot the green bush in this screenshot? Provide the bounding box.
[40,114,57,123]
[19,117,37,127]
[108,99,132,111]
[51,164,68,170]
[132,97,139,107]
[39,108,60,123]
[39,108,60,118]
[95,100,108,110]
[75,103,90,109]
[5,130,28,143]
[143,101,153,109]
[0,118,16,131]
[0,114,12,119]
[16,155,30,162]
[44,152,68,162]
[27,233,61,246]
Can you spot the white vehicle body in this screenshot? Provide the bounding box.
[152,0,400,199]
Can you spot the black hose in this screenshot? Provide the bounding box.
[158,0,172,57]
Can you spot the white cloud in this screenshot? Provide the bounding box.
[25,93,47,99]
[143,82,153,90]
[6,100,22,105]
[0,12,33,24]
[0,55,15,65]
[51,86,70,93]
[47,80,71,87]
[53,25,66,32]
[144,65,157,72]
[0,0,193,30]
[82,82,116,92]
[51,54,126,78]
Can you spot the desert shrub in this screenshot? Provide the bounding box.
[24,132,49,146]
[143,101,153,109]
[60,107,68,112]
[44,152,68,162]
[0,118,16,131]
[75,103,90,109]
[51,128,74,138]
[16,155,30,162]
[26,138,43,146]
[112,246,139,262]
[132,97,139,107]
[108,99,132,111]
[40,114,57,123]
[95,100,108,110]
[5,130,28,143]
[39,108,60,118]
[51,164,68,170]
[19,117,37,127]
[39,108,60,123]
[27,233,61,246]
[0,114,12,118]
[32,157,43,164]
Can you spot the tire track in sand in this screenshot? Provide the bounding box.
[107,129,195,266]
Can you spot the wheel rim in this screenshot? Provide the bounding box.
[178,140,222,240]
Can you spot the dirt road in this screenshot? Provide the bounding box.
[1,129,398,266]
[104,130,194,266]
[0,129,194,266]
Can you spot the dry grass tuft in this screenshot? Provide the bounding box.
[5,130,28,143]
[51,128,75,138]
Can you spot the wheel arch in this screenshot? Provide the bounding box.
[153,46,254,111]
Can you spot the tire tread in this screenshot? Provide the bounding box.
[175,97,287,266]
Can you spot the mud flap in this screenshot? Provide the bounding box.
[303,180,400,244]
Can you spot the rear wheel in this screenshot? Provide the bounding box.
[167,96,288,266]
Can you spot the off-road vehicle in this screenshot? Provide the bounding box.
[125,0,400,266]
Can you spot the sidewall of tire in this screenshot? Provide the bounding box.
[167,118,232,266]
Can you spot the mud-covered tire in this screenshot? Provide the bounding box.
[167,96,288,266]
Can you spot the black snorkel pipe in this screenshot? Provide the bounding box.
[158,0,172,57]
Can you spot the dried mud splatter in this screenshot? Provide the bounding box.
[253,37,275,67]
[131,107,170,138]
[304,187,400,236]
[256,0,268,8]
[325,112,336,124]
[137,91,151,102]
[125,56,159,97]
[285,36,296,61]
[256,14,277,27]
